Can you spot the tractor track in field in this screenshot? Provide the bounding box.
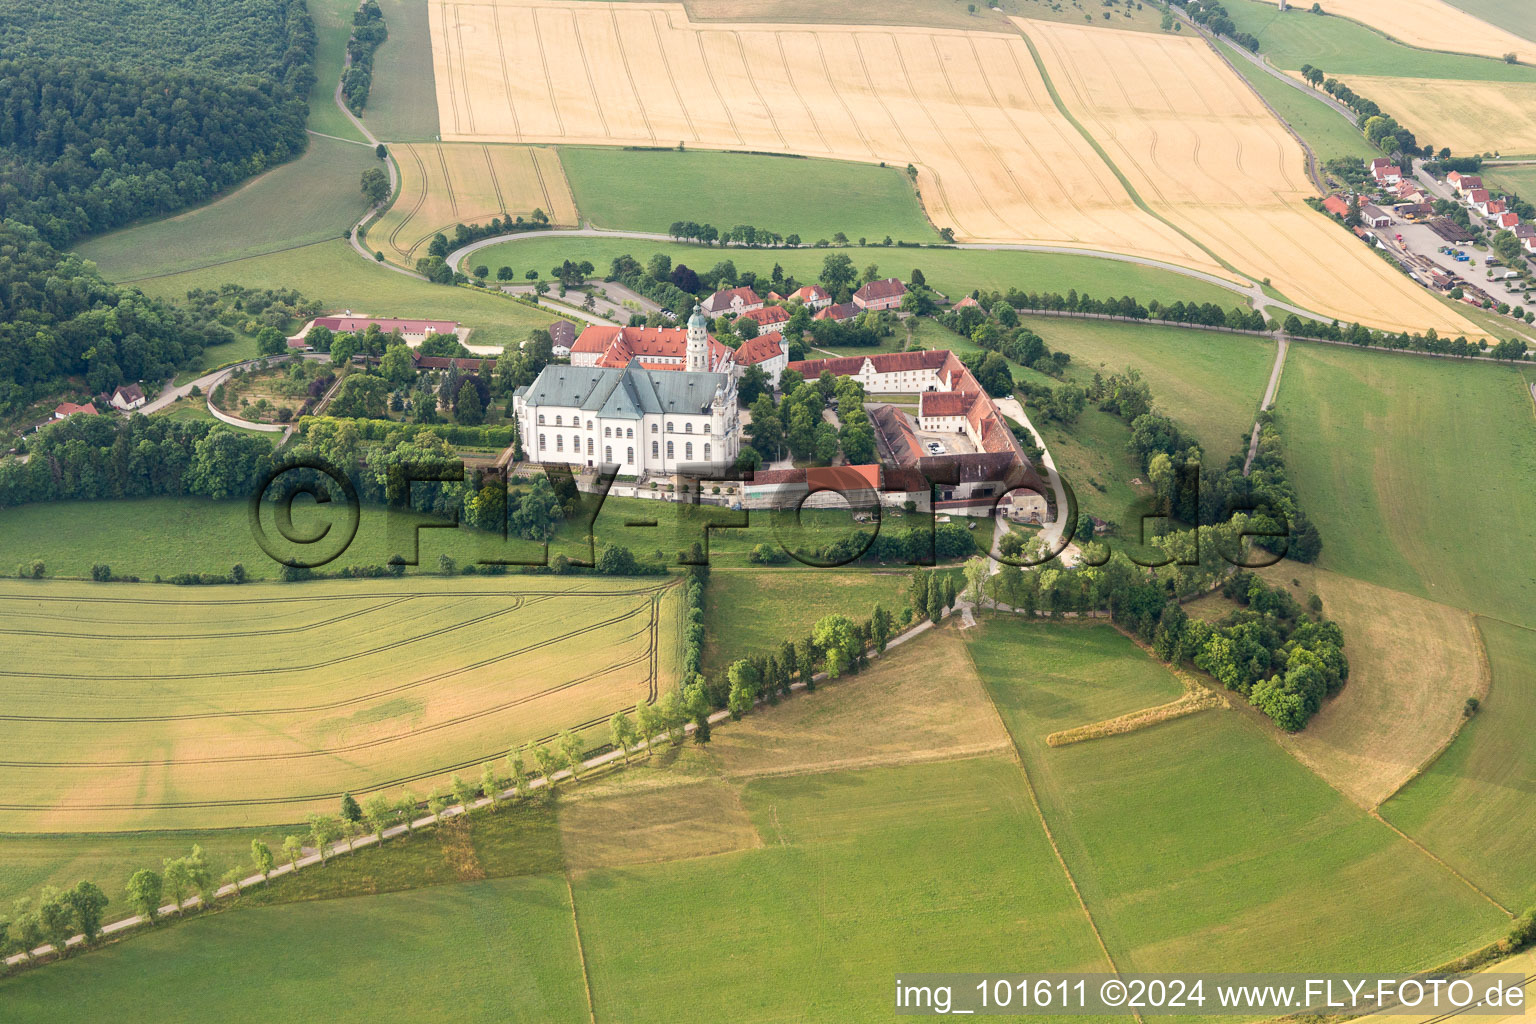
[568,9,612,139]
[0,603,654,722]
[0,597,416,641]
[529,147,558,222]
[0,601,534,683]
[1,652,650,769]
[482,144,508,213]
[610,8,657,143]
[435,142,460,218]
[650,10,699,142]
[0,582,672,606]
[387,144,432,257]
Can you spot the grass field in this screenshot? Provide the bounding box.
[468,236,1254,310]
[72,137,375,282]
[1327,75,1536,156]
[701,569,912,671]
[1439,0,1536,42]
[1274,343,1536,625]
[0,576,680,830]
[124,239,558,351]
[1382,616,1536,911]
[706,626,1013,779]
[0,876,591,1022]
[573,756,1118,1023]
[305,0,370,143]
[1028,19,1479,335]
[1247,0,1532,63]
[1189,563,1487,808]
[1216,40,1380,163]
[1483,163,1536,197]
[372,144,577,266]
[1035,405,1160,551]
[1026,314,1275,457]
[1222,0,1536,79]
[428,0,1222,272]
[360,0,441,141]
[560,146,938,242]
[969,621,1510,974]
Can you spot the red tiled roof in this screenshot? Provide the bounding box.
[853,277,906,302]
[813,302,859,321]
[805,464,880,493]
[54,402,98,417]
[739,305,790,328]
[790,285,830,303]
[573,325,732,368]
[734,334,785,366]
[1468,189,1490,203]
[919,390,972,417]
[954,295,980,308]
[1457,175,1483,190]
[701,286,761,312]
[313,316,458,335]
[788,350,951,378]
[1322,196,1350,217]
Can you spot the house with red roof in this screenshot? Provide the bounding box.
[699,286,762,317]
[53,401,98,420]
[1494,211,1521,230]
[1370,163,1402,185]
[738,305,791,335]
[852,277,907,311]
[1322,195,1351,218]
[813,302,859,322]
[953,295,981,309]
[788,284,831,310]
[1449,173,1483,194]
[288,314,463,348]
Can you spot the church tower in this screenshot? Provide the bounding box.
[686,304,708,372]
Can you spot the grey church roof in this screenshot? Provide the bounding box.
[524,361,728,419]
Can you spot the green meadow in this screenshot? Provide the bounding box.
[560,147,938,243]
[1382,618,1536,910]
[470,236,1252,311]
[126,240,558,350]
[358,0,440,141]
[1222,0,1536,79]
[969,622,1509,977]
[303,0,370,143]
[1274,344,1536,624]
[701,569,913,671]
[74,137,376,282]
[1439,0,1536,42]
[0,876,590,1023]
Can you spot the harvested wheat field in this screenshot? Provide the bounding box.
[1254,0,1530,63]
[426,0,1223,273]
[1329,75,1536,155]
[1185,565,1486,809]
[0,576,679,831]
[1026,20,1479,335]
[371,143,576,265]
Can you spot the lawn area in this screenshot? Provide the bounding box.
[303,0,369,143]
[560,147,938,243]
[572,756,1119,1024]
[72,137,375,282]
[1484,164,1536,198]
[127,240,559,351]
[359,0,439,141]
[1027,314,1275,458]
[0,875,590,1023]
[1274,343,1536,625]
[701,568,912,672]
[150,397,277,436]
[1216,41,1379,163]
[467,236,1253,311]
[969,621,1510,976]
[1034,405,1156,546]
[1382,617,1536,911]
[1222,0,1536,79]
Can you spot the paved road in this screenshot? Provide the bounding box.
[1243,336,1289,475]
[992,396,1074,558]
[140,357,280,416]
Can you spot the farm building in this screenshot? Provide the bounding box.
[814,302,860,322]
[699,286,763,316]
[852,277,907,310]
[1360,205,1392,228]
[1323,195,1351,218]
[297,315,462,344]
[109,384,146,411]
[1394,203,1434,219]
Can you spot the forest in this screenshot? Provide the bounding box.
[0,0,315,246]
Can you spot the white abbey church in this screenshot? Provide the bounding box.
[513,306,742,476]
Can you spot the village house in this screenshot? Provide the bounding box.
[109,384,146,411]
[852,277,907,311]
[1369,160,1402,186]
[699,285,763,317]
[1322,195,1351,218]
[737,304,791,336]
[814,302,860,322]
[1449,173,1483,194]
[547,320,576,358]
[53,401,98,420]
[1494,211,1521,231]
[787,284,832,310]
